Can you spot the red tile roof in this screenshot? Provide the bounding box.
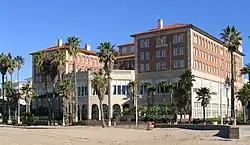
[130,23,192,37]
[117,42,135,47]
[116,54,135,59]
[30,44,96,55]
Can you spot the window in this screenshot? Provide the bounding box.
[161,62,166,69]
[92,88,97,95]
[173,60,184,68]
[193,35,198,44]
[179,47,184,55]
[156,37,162,46]
[173,34,178,43]
[140,52,144,60]
[113,85,117,95]
[162,36,167,44]
[146,63,150,71]
[77,87,81,96]
[144,39,149,47]
[121,47,128,53]
[156,50,167,58]
[118,85,121,95]
[145,52,150,59]
[84,86,88,95]
[81,86,84,96]
[139,40,144,48]
[122,85,126,95]
[178,33,184,42]
[140,64,145,72]
[156,62,161,70]
[173,47,184,56]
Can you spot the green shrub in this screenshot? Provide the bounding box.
[72,120,87,126]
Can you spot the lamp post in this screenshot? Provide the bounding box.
[135,94,142,127]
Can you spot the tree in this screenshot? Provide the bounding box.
[91,69,108,128]
[128,81,137,107]
[97,41,118,127]
[0,53,12,116]
[158,81,173,104]
[148,85,157,106]
[66,36,81,122]
[20,83,33,114]
[143,82,153,108]
[33,51,53,123]
[196,87,211,124]
[220,26,242,124]
[175,69,195,122]
[240,63,250,83]
[237,84,250,122]
[57,79,74,126]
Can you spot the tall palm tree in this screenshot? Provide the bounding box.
[196,87,211,124]
[57,79,74,126]
[128,81,137,107]
[148,85,157,106]
[0,53,12,116]
[15,55,24,124]
[220,26,242,124]
[97,41,118,127]
[66,36,81,122]
[91,69,108,128]
[33,51,52,123]
[158,81,172,104]
[236,84,250,122]
[20,83,33,114]
[240,63,250,83]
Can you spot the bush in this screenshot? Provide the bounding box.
[72,120,87,126]
[206,118,221,124]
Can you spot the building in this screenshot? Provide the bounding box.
[30,39,101,95]
[129,19,244,119]
[65,70,135,120]
[115,43,135,70]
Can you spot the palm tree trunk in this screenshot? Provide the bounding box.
[62,101,66,126]
[230,51,235,125]
[17,69,21,124]
[52,83,56,125]
[73,62,78,122]
[108,76,112,127]
[203,106,206,124]
[2,73,5,115]
[100,100,106,128]
[8,74,13,122]
[44,75,51,125]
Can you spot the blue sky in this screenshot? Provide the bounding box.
[0,0,249,80]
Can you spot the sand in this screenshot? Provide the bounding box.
[0,126,250,145]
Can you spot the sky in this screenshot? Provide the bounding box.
[0,0,249,81]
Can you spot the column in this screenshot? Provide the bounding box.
[79,105,82,121]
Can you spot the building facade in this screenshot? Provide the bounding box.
[130,19,244,119]
[115,43,135,70]
[30,39,101,95]
[65,70,135,120]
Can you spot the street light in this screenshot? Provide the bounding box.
[135,94,142,127]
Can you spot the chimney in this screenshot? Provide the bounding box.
[85,44,91,50]
[157,19,164,29]
[57,39,63,47]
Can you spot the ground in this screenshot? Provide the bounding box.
[0,126,250,145]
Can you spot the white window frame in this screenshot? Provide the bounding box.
[140,64,145,72]
[145,52,150,59]
[145,63,150,71]
[156,62,161,70]
[140,52,144,60]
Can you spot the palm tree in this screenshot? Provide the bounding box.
[236,84,250,122]
[196,87,211,124]
[240,63,250,83]
[179,69,195,122]
[0,53,12,116]
[148,85,157,106]
[158,81,172,104]
[91,69,108,128]
[20,83,33,114]
[97,41,118,127]
[33,51,52,123]
[8,57,17,84]
[66,36,81,122]
[143,82,153,108]
[128,81,137,107]
[57,79,74,126]
[220,26,242,124]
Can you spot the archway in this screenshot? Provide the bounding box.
[82,104,88,120]
[113,104,121,119]
[103,104,108,119]
[91,104,99,120]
